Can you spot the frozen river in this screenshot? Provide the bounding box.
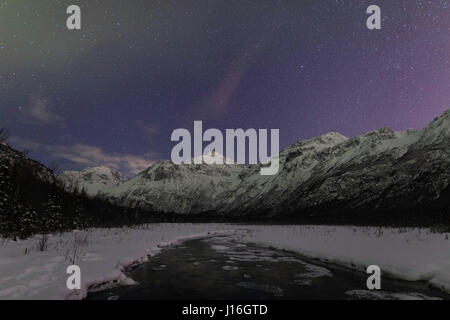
[87,234,447,300]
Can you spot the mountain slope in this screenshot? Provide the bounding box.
[0,142,59,185]
[222,109,450,222]
[60,166,127,196]
[108,160,247,214]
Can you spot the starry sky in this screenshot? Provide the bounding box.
[0,0,449,176]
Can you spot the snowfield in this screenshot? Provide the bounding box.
[0,224,232,300]
[240,225,450,295]
[0,224,449,299]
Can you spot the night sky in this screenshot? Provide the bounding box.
[0,0,449,176]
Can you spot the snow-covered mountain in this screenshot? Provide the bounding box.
[60,166,127,196]
[220,109,450,220]
[107,159,247,214]
[60,108,450,221]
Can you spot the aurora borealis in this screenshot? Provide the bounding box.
[0,0,449,175]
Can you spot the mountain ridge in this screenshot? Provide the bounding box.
[59,108,450,223]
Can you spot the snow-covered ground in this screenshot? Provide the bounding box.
[240,225,450,295]
[0,224,232,300]
[0,224,449,300]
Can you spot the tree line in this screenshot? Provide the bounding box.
[0,147,174,239]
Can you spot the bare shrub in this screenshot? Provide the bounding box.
[36,234,49,252]
[65,232,90,264]
[48,161,59,174]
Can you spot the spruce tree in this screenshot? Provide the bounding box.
[19,206,38,238]
[41,193,63,233]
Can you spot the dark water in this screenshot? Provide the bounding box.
[87,235,448,300]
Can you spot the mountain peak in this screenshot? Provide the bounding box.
[318,132,348,143]
[191,151,235,165]
[293,131,348,148]
[420,107,450,144]
[441,107,450,117]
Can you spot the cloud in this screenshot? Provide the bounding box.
[52,143,158,175]
[10,137,158,176]
[22,97,64,125]
[136,121,160,138]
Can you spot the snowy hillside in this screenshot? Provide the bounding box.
[220,109,450,220]
[59,151,248,214]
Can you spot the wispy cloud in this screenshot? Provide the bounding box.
[10,137,158,176]
[21,97,64,125]
[136,120,160,138]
